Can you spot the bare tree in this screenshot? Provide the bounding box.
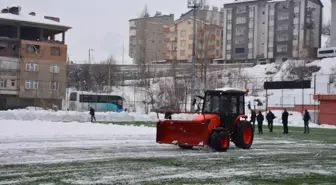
[322,20,331,36]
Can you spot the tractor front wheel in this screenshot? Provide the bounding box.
[233,121,254,149]
[209,131,230,152]
[178,144,193,149]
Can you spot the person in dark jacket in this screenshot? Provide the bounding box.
[303,110,311,134]
[89,107,96,122]
[266,110,276,132]
[256,111,264,134]
[250,109,257,131]
[282,109,289,134]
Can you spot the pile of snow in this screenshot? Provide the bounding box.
[0,109,335,129]
[0,120,155,139]
[0,109,196,122]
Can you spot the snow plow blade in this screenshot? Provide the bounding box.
[156,120,209,146]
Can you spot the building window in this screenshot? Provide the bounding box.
[235,48,245,54]
[227,40,232,44]
[50,81,60,90]
[11,80,15,87]
[236,17,246,24]
[280,3,289,9]
[216,40,220,46]
[235,39,244,44]
[189,44,192,49]
[227,20,232,24]
[180,50,185,56]
[26,63,39,72]
[277,45,288,52]
[294,13,299,18]
[25,80,39,89]
[50,64,60,73]
[180,40,186,47]
[278,12,289,20]
[293,35,298,40]
[248,38,252,43]
[181,30,186,37]
[216,50,219,56]
[277,34,288,42]
[236,27,246,36]
[236,7,247,13]
[51,47,61,56]
[0,80,6,88]
[277,24,288,31]
[26,44,40,54]
[217,30,220,36]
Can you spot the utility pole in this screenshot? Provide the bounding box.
[188,0,203,111]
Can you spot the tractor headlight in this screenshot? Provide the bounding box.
[204,119,211,124]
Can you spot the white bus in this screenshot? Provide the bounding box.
[68,91,125,112]
[317,47,336,58]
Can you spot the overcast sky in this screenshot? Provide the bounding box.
[0,0,331,64]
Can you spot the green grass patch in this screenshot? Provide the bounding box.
[248,174,336,185]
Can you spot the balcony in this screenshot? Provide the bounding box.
[0,57,19,72]
[207,45,216,50]
[164,47,170,52]
[164,37,170,42]
[164,27,170,32]
[0,37,20,58]
[170,37,177,42]
[20,40,67,62]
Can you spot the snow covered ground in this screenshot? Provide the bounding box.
[0,120,335,184]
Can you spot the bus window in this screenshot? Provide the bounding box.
[117,99,123,107]
[318,50,334,54]
[70,92,77,101]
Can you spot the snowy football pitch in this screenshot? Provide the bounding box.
[0,120,335,185]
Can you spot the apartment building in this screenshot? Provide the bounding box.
[164,17,223,62]
[128,13,174,64]
[180,5,225,27]
[331,0,336,46]
[0,6,71,110]
[222,0,323,63]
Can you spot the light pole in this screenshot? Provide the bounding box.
[88,48,94,63]
[188,0,203,111]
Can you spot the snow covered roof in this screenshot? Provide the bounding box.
[0,12,71,29]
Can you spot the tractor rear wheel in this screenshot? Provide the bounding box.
[209,131,230,152]
[178,144,193,149]
[233,121,254,149]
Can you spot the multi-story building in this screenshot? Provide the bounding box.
[164,17,223,62]
[222,0,323,63]
[128,12,174,64]
[331,0,336,46]
[0,6,71,110]
[180,5,225,27]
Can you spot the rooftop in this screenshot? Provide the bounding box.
[0,7,71,30]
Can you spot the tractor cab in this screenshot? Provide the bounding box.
[196,88,248,132]
[156,87,253,152]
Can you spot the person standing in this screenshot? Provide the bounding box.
[250,109,257,132]
[282,109,289,134]
[257,111,264,134]
[266,110,276,132]
[303,110,311,134]
[89,107,96,122]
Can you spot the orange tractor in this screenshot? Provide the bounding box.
[156,88,254,152]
